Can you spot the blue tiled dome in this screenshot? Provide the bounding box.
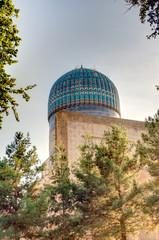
[48,67,121,121]
[48,67,121,155]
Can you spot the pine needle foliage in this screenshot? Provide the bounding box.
[75,126,145,240]
[0,132,47,240]
[138,110,159,227]
[44,145,82,240]
[93,125,145,240]
[142,110,159,179]
[73,134,107,239]
[0,0,36,129]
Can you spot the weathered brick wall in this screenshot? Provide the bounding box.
[46,110,159,240]
[55,110,145,170]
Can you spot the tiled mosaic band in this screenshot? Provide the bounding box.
[48,68,120,121]
[48,67,121,155]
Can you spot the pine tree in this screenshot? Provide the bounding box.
[75,126,145,240]
[142,110,159,179]
[139,110,159,227]
[44,145,82,240]
[73,134,107,239]
[0,132,47,240]
[93,125,145,240]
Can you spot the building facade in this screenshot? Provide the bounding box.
[44,67,159,240]
[47,66,146,164]
[48,66,121,156]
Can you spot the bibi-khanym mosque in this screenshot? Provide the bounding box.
[43,66,158,240]
[46,66,145,170]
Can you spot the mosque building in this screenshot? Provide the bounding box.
[46,66,145,172]
[43,66,159,240]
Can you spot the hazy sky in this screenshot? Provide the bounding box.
[0,0,159,162]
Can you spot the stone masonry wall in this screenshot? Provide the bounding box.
[55,110,145,170]
[53,110,159,240]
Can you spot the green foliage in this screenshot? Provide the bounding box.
[142,110,159,179]
[44,145,82,240]
[94,125,145,240]
[73,134,106,239]
[75,126,145,240]
[0,0,36,129]
[126,0,159,38]
[0,132,47,240]
[139,110,159,227]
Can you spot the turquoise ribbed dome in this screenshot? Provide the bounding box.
[48,67,121,120]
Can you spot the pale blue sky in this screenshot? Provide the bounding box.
[0,0,159,161]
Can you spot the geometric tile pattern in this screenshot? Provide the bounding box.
[49,115,55,156]
[48,67,121,156]
[48,67,121,121]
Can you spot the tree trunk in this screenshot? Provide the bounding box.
[14,224,20,240]
[120,217,127,240]
[62,200,65,240]
[121,232,127,240]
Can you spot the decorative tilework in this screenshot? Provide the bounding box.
[48,68,121,121]
[49,115,56,156]
[48,68,121,155]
